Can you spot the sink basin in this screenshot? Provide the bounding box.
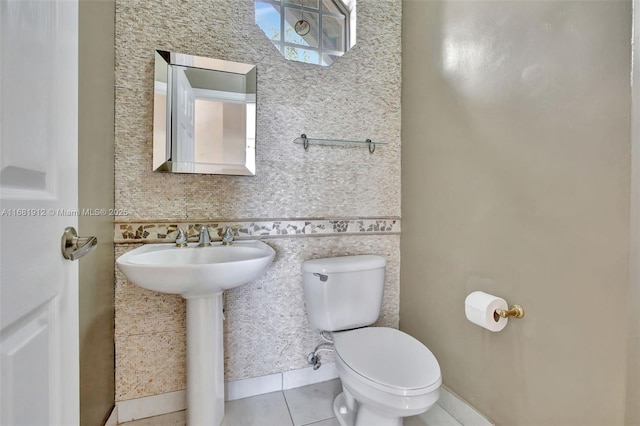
[116,239,276,425]
[117,240,276,298]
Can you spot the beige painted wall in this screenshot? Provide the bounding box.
[79,1,115,424]
[401,1,631,425]
[628,2,640,423]
[114,0,402,401]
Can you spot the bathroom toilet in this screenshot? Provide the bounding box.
[302,255,442,426]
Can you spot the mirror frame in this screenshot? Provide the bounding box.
[153,50,257,175]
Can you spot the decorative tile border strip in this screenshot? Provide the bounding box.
[113,218,401,244]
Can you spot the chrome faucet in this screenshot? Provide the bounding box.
[175,228,187,247]
[198,225,211,247]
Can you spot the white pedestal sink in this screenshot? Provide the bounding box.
[116,241,276,425]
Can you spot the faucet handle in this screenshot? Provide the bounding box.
[175,228,187,247]
[222,225,241,245]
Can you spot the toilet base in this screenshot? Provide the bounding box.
[333,392,402,426]
[333,393,355,426]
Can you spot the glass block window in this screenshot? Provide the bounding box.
[255,0,351,66]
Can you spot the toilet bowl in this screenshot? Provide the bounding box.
[332,327,441,426]
[301,255,442,426]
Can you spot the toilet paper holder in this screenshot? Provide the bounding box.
[494,304,525,321]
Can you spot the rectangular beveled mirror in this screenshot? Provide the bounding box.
[153,50,257,175]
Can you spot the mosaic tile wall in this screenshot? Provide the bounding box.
[115,0,401,220]
[115,0,401,401]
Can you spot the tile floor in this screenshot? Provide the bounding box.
[120,379,462,426]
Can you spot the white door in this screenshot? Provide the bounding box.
[0,0,80,425]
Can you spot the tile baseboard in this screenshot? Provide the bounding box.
[438,386,494,426]
[282,362,339,390]
[114,368,493,426]
[104,406,118,426]
[225,372,282,401]
[114,364,339,422]
[116,390,186,423]
[226,363,339,401]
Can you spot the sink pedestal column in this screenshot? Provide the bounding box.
[186,293,224,425]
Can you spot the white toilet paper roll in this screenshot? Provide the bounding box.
[465,291,509,332]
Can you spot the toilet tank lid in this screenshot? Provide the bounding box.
[302,255,386,273]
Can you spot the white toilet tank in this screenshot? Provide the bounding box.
[302,255,386,332]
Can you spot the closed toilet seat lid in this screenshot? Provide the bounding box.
[334,327,441,393]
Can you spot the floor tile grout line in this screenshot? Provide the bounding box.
[299,415,337,426]
[281,385,338,426]
[279,374,297,425]
[281,389,295,426]
[283,379,340,426]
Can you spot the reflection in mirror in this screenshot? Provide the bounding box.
[153,50,257,175]
[255,0,356,66]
